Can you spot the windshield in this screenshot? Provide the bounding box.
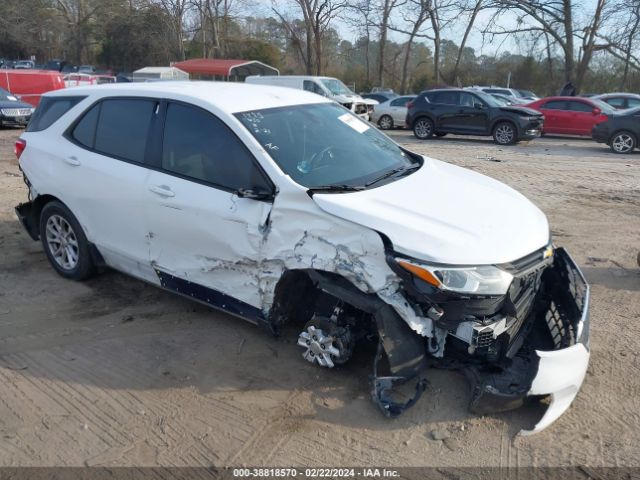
[236,103,417,189]
[473,91,502,108]
[320,79,353,96]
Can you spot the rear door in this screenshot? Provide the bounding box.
[566,100,596,135]
[430,91,462,131]
[537,100,568,134]
[144,100,275,315]
[62,97,159,281]
[389,96,413,124]
[456,91,490,134]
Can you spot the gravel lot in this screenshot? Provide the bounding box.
[0,127,639,468]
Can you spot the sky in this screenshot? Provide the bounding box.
[249,0,602,58]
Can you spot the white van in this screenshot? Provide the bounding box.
[246,75,373,120]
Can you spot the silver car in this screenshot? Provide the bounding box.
[371,95,416,130]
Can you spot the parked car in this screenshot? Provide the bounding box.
[524,96,615,136]
[246,75,370,120]
[406,88,544,144]
[362,92,398,103]
[0,86,34,128]
[14,60,35,70]
[14,82,589,433]
[515,89,539,100]
[0,69,65,106]
[78,65,95,74]
[371,95,416,129]
[592,106,640,154]
[472,86,538,102]
[592,93,640,110]
[489,93,519,106]
[63,73,96,88]
[45,59,68,72]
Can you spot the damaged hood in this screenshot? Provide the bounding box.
[311,158,549,265]
[499,105,542,116]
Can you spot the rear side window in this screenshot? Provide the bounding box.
[627,98,640,108]
[26,96,85,132]
[541,100,567,110]
[161,102,271,192]
[567,101,592,112]
[431,91,459,105]
[605,97,626,108]
[390,97,412,107]
[94,99,156,163]
[71,103,100,147]
[303,80,325,96]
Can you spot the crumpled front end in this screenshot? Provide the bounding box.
[463,247,590,434]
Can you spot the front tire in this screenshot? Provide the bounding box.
[378,115,393,130]
[40,201,95,280]
[609,131,636,154]
[493,121,517,145]
[413,117,434,139]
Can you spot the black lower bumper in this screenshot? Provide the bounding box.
[465,247,589,414]
[15,201,39,240]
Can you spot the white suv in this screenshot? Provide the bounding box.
[14,82,589,433]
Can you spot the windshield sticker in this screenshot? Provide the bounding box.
[338,113,370,133]
[7,95,18,101]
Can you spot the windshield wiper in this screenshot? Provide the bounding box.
[307,184,365,193]
[365,163,421,187]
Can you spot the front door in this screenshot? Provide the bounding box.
[145,101,275,318]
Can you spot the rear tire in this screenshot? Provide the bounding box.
[39,201,96,281]
[378,115,393,130]
[413,117,434,139]
[493,121,517,145]
[609,131,636,154]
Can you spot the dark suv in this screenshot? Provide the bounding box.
[406,88,544,145]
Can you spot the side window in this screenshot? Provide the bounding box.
[71,103,100,148]
[161,102,271,192]
[541,100,567,110]
[26,96,85,132]
[568,101,593,112]
[459,92,476,107]
[606,97,626,108]
[627,98,640,108]
[432,91,459,105]
[93,99,156,163]
[303,80,324,96]
[390,97,407,107]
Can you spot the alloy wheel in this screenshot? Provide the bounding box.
[495,124,515,144]
[414,119,432,139]
[45,214,79,270]
[611,133,634,153]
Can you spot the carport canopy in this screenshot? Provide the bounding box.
[172,59,279,81]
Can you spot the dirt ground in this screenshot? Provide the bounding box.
[0,126,639,468]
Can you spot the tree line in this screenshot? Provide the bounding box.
[1,0,639,95]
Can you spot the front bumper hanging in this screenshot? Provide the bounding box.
[467,247,590,434]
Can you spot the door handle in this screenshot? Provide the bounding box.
[149,185,175,197]
[64,156,81,166]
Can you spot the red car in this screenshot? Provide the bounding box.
[0,70,65,107]
[524,96,614,136]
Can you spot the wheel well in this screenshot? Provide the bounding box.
[29,194,63,238]
[491,118,518,135]
[609,129,637,144]
[267,269,379,334]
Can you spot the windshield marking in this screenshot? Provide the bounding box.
[338,113,370,133]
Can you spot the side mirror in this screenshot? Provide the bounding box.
[236,187,274,201]
[474,102,485,109]
[592,107,601,115]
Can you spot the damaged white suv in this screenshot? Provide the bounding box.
[15,82,589,434]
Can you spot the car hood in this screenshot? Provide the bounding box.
[312,157,549,265]
[0,100,33,109]
[499,106,542,116]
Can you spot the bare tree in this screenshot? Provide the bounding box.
[450,0,485,83]
[484,0,612,90]
[274,0,346,75]
[598,0,640,88]
[397,0,430,92]
[152,0,190,60]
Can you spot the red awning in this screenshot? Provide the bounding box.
[172,59,279,77]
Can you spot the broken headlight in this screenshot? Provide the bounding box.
[397,260,514,296]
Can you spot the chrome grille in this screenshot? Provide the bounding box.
[1,108,32,117]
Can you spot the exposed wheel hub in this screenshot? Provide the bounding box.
[297,318,353,368]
